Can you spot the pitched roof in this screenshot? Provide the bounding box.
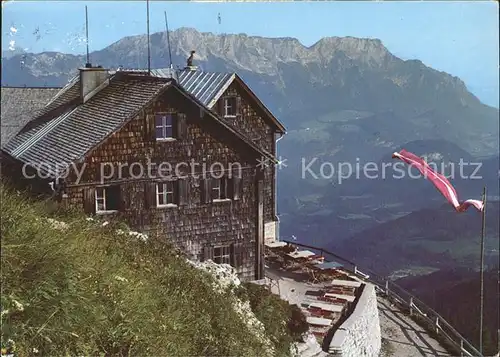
[177,70,234,108]
[2,71,275,177]
[3,73,173,176]
[119,68,234,109]
[145,68,285,133]
[1,87,60,146]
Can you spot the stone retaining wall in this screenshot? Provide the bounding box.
[327,283,381,357]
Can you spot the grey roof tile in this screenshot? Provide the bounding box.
[1,87,60,146]
[36,75,81,117]
[99,68,232,108]
[4,73,172,175]
[178,70,234,108]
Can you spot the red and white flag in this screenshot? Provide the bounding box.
[392,149,484,212]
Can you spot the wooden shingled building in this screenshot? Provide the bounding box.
[1,63,286,281]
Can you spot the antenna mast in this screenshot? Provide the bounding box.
[85,5,90,66]
[164,11,173,69]
[146,0,151,74]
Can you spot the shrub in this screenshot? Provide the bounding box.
[236,282,309,352]
[0,183,298,356]
[287,303,309,341]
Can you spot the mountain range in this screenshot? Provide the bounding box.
[2,27,499,276]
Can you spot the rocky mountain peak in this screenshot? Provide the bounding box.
[310,36,392,67]
[103,27,395,74]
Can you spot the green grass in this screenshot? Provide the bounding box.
[0,183,304,356]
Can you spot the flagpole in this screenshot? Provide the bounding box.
[479,186,486,354]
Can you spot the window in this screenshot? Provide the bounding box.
[203,243,244,267]
[157,181,176,206]
[211,178,228,201]
[223,97,237,117]
[95,185,120,213]
[201,176,242,204]
[213,245,231,265]
[155,114,174,140]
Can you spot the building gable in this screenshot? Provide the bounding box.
[175,69,285,134]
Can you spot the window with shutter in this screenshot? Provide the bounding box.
[95,185,120,213]
[213,245,231,264]
[203,245,214,261]
[156,181,176,207]
[155,113,177,141]
[211,178,229,201]
[223,97,237,118]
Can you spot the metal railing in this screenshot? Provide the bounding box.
[281,240,484,357]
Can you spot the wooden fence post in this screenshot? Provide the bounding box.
[460,339,464,357]
[385,280,389,296]
[409,297,413,316]
[435,317,440,334]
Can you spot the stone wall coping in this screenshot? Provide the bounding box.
[328,283,374,349]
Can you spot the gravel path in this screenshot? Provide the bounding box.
[378,296,452,357]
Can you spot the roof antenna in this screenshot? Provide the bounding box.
[85,5,91,68]
[146,0,151,74]
[164,11,173,69]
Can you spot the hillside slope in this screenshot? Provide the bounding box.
[280,139,498,245]
[396,268,499,356]
[331,201,500,276]
[0,183,305,356]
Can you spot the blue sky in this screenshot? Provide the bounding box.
[2,1,499,107]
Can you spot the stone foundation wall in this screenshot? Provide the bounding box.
[327,283,381,357]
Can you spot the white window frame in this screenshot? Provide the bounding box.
[223,97,236,118]
[155,114,175,141]
[212,178,222,200]
[156,181,177,207]
[212,178,231,202]
[213,245,231,265]
[95,186,119,214]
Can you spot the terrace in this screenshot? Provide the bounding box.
[262,241,365,344]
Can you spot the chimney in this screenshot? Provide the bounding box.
[79,64,110,103]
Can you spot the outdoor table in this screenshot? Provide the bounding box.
[265,241,288,248]
[287,250,315,259]
[314,261,343,270]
